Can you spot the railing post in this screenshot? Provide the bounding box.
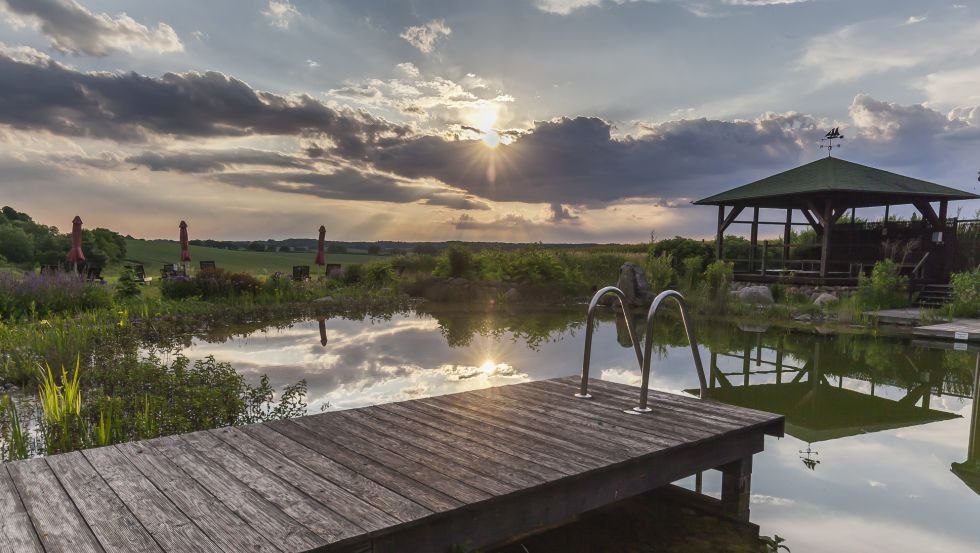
[629,290,707,414]
[578,286,643,399]
[761,241,768,276]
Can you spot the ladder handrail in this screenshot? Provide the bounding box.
[577,288,708,413]
[578,286,643,398]
[633,290,707,413]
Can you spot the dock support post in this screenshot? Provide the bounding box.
[720,456,752,521]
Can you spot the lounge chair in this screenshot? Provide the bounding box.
[125,264,151,283]
[292,265,310,281]
[200,260,216,270]
[85,266,105,283]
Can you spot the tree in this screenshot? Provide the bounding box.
[0,226,33,262]
[367,244,381,255]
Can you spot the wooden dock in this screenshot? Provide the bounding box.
[913,318,980,343]
[0,376,783,553]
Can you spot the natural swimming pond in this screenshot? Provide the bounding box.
[180,307,980,552]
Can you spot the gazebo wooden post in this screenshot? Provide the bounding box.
[716,205,725,261]
[820,199,833,278]
[749,207,759,272]
[782,209,792,271]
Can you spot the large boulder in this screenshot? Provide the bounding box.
[615,262,658,307]
[737,285,774,305]
[813,292,839,307]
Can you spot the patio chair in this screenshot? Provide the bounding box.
[200,260,216,271]
[85,266,105,283]
[292,265,310,281]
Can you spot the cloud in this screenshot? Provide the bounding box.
[548,202,578,221]
[798,17,980,86]
[212,167,491,210]
[125,149,315,173]
[0,51,409,154]
[262,0,300,30]
[903,15,927,25]
[396,62,420,78]
[0,0,183,56]
[371,113,819,205]
[400,19,451,53]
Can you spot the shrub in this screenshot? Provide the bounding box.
[363,261,395,286]
[858,259,908,309]
[679,255,704,294]
[649,237,713,271]
[440,245,474,278]
[342,263,364,285]
[948,268,980,317]
[0,271,112,320]
[391,254,437,275]
[115,267,142,300]
[644,252,675,292]
[160,278,200,300]
[181,268,261,300]
[703,260,734,303]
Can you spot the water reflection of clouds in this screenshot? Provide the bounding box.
[181,313,980,552]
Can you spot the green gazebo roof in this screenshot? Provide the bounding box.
[694,157,979,209]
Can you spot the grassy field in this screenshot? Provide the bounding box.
[122,239,385,277]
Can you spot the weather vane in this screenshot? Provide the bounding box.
[819,127,844,157]
[799,445,820,470]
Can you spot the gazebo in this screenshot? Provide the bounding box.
[694,157,979,285]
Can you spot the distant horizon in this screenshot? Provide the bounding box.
[2,0,979,243]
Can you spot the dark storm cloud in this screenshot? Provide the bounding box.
[0,51,408,154]
[125,149,314,173]
[0,0,183,56]
[548,202,577,221]
[213,168,490,210]
[371,114,819,204]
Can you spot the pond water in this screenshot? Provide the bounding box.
[182,307,980,553]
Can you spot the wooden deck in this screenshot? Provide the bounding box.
[913,319,980,343]
[0,376,783,553]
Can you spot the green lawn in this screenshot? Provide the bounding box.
[122,239,385,277]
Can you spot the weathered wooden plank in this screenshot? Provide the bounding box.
[148,435,328,551]
[371,430,766,553]
[337,409,544,489]
[46,451,162,553]
[6,457,103,553]
[0,465,43,553]
[429,391,647,457]
[557,378,783,435]
[261,420,464,512]
[289,415,497,501]
[491,382,715,445]
[466,385,684,451]
[116,441,280,552]
[83,445,224,553]
[557,376,779,426]
[220,425,430,524]
[362,405,564,482]
[411,395,612,469]
[518,379,737,440]
[384,400,594,475]
[181,430,391,538]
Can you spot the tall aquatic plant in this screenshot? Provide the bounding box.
[37,356,85,454]
[1,395,30,461]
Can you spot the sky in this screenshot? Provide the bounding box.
[1,0,979,243]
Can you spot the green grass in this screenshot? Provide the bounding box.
[121,239,385,277]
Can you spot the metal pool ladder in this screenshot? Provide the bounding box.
[577,288,708,413]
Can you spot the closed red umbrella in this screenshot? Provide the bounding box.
[179,221,191,262]
[67,215,85,270]
[315,225,326,266]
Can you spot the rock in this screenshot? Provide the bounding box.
[501,288,520,302]
[614,262,657,307]
[737,285,774,305]
[813,292,838,307]
[793,314,812,322]
[314,296,335,302]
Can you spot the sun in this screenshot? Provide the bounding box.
[481,130,500,148]
[478,359,496,374]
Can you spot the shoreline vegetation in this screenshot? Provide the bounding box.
[1,204,978,462]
